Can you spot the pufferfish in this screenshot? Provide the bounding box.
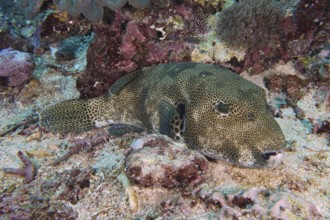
[40,62,286,168]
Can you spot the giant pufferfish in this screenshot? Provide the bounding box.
[40,62,286,168]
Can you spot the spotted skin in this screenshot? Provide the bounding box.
[40,63,286,167]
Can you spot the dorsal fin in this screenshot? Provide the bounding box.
[108,69,141,95]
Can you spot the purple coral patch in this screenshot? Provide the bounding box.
[0,48,34,87]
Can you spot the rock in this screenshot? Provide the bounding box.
[125,134,208,188]
[0,48,34,87]
[26,131,42,142]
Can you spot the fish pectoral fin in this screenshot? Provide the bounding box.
[108,123,144,137]
[158,99,187,141]
[158,100,176,137]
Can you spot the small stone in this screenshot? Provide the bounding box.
[26,131,42,142]
[26,150,52,157]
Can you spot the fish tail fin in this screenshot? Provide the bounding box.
[39,96,108,132]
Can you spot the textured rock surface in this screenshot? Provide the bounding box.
[0,48,34,87]
[126,135,208,187]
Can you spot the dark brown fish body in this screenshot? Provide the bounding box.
[40,63,286,167]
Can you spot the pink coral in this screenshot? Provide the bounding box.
[118,21,146,59]
[78,10,193,98]
[0,48,34,87]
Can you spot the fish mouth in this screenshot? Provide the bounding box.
[262,150,284,168]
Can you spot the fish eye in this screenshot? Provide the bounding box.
[215,101,230,115]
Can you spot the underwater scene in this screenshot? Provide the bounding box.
[0,0,329,219]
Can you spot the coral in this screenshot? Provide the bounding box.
[118,21,146,59]
[0,167,92,219]
[268,191,322,219]
[16,0,150,21]
[56,168,94,204]
[194,186,322,219]
[0,48,34,87]
[126,0,150,9]
[189,8,209,35]
[241,0,330,73]
[53,0,150,22]
[117,172,138,212]
[314,85,330,112]
[3,151,36,183]
[40,13,92,44]
[125,135,208,188]
[294,0,329,39]
[190,30,246,67]
[216,0,284,50]
[76,14,134,97]
[0,31,33,52]
[51,4,70,22]
[54,0,105,22]
[0,115,38,137]
[311,120,330,135]
[242,45,292,73]
[52,131,110,165]
[15,0,46,19]
[52,35,89,61]
[264,70,309,103]
[77,10,192,98]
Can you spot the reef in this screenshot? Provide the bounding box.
[216,0,284,50]
[77,5,196,97]
[0,0,329,219]
[54,0,150,22]
[0,167,93,219]
[191,186,322,219]
[216,0,330,74]
[15,0,150,21]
